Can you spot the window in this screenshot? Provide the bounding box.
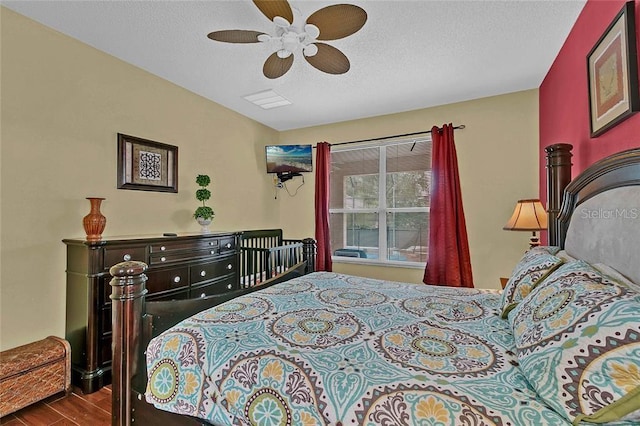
[329,139,431,266]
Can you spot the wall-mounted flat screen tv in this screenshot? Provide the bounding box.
[265,144,313,174]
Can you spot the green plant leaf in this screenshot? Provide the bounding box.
[196,174,211,187]
[196,188,211,201]
[194,206,214,220]
[195,175,213,220]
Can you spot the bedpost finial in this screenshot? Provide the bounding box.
[109,261,148,278]
[544,143,573,154]
[109,261,148,302]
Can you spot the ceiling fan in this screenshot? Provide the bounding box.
[207,0,367,79]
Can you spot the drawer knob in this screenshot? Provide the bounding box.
[209,241,215,246]
[160,246,166,251]
[161,256,166,262]
[123,254,131,261]
[173,276,181,283]
[200,270,206,277]
[200,292,206,298]
[210,250,216,255]
[227,264,233,270]
[225,243,232,249]
[227,284,233,290]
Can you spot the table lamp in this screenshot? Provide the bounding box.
[503,199,548,248]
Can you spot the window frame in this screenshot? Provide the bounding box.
[329,138,431,268]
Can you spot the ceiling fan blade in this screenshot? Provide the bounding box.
[306,4,367,40]
[305,43,350,75]
[207,30,265,43]
[263,52,294,79]
[253,0,293,25]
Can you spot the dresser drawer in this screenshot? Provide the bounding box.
[149,248,218,266]
[103,246,146,269]
[147,287,191,302]
[219,236,236,254]
[191,276,237,298]
[190,256,237,285]
[102,268,189,304]
[149,238,220,254]
[146,267,189,295]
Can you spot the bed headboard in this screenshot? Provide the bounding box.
[546,146,640,284]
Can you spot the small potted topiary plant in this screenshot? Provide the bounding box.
[194,174,214,232]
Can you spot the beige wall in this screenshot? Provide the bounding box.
[0,8,540,351]
[278,90,540,287]
[0,8,281,350]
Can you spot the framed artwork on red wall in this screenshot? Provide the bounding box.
[587,1,640,138]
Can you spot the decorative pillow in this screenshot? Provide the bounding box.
[522,245,561,257]
[499,249,564,318]
[542,245,561,255]
[510,260,640,424]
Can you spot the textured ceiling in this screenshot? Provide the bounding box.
[2,0,586,131]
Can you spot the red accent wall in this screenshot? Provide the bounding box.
[539,0,640,208]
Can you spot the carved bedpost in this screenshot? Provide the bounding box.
[110,261,148,426]
[545,144,573,246]
[302,238,317,273]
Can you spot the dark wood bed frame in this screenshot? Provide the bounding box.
[108,144,640,425]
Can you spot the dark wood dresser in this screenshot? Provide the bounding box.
[63,232,240,393]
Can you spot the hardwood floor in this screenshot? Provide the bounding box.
[0,386,111,426]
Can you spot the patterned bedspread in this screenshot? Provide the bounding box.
[145,272,570,425]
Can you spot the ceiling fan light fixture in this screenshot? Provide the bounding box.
[273,16,291,28]
[303,43,318,57]
[257,34,271,42]
[281,31,301,51]
[304,24,320,39]
[277,49,292,59]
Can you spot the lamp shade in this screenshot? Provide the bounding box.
[503,199,548,231]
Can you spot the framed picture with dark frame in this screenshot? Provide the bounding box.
[117,133,178,192]
[587,1,640,138]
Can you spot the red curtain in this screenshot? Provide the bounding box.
[423,124,473,287]
[315,142,332,271]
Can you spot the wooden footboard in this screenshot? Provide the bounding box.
[110,259,310,425]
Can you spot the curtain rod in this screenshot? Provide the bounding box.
[313,124,465,148]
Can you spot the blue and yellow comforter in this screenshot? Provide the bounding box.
[145,272,570,425]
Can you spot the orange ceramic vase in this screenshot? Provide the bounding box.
[83,197,106,241]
